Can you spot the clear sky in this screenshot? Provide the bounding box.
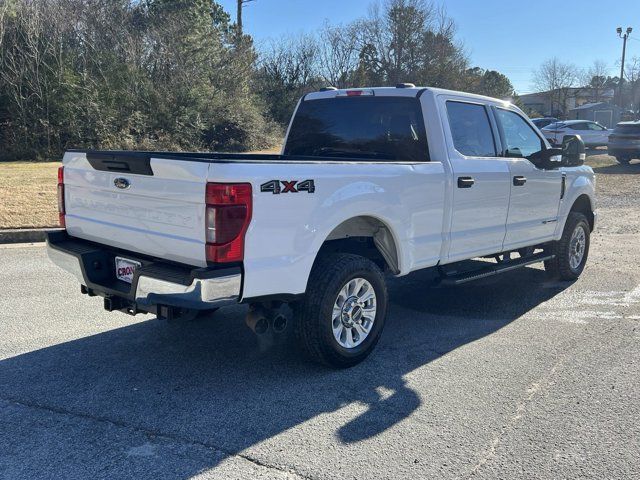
[218,0,640,94]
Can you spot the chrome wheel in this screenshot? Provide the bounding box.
[569,225,586,270]
[332,277,377,349]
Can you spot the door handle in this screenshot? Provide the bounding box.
[457,176,475,188]
[513,176,527,186]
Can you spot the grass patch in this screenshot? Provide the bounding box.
[585,153,618,169]
[0,161,60,229]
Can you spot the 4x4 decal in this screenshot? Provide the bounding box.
[261,179,315,194]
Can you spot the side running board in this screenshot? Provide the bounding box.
[438,252,555,286]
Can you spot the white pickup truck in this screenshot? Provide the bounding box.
[48,85,595,367]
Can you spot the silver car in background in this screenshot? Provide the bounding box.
[541,120,611,147]
[530,117,558,130]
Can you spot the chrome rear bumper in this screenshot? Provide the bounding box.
[46,232,241,311]
[135,272,240,308]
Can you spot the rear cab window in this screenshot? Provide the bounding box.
[284,96,429,162]
[446,101,497,157]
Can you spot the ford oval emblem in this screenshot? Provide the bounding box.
[114,177,130,189]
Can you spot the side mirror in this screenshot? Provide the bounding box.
[529,147,563,169]
[561,135,586,166]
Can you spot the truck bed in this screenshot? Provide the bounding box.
[71,150,411,175]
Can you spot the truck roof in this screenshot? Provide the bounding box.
[304,86,512,107]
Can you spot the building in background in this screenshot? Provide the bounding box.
[568,102,623,128]
[520,88,615,118]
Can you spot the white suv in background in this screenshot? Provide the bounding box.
[541,120,611,147]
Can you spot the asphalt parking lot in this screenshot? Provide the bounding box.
[1,158,639,479]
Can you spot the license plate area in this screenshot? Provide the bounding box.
[115,256,141,284]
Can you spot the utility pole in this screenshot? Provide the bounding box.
[617,26,633,109]
[237,0,256,36]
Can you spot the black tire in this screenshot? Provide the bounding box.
[294,253,388,368]
[544,212,590,281]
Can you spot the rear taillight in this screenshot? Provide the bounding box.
[205,183,252,263]
[57,166,65,228]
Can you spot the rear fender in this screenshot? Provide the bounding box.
[247,188,407,300]
[221,161,446,300]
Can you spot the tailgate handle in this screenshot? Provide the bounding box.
[86,152,154,176]
[103,160,131,172]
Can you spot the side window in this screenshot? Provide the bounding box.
[570,123,588,130]
[446,101,497,157]
[495,109,544,158]
[587,122,605,131]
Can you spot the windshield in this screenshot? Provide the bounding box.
[284,96,429,162]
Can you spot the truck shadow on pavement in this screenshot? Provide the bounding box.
[0,266,569,478]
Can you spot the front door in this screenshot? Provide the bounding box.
[444,99,511,262]
[493,108,563,249]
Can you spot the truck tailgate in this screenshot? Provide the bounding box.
[62,151,209,267]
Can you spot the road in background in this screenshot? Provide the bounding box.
[0,159,638,479]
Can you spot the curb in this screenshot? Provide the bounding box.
[0,228,62,244]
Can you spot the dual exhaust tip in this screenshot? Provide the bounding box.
[246,305,288,335]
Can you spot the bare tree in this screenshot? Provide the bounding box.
[0,1,57,155]
[0,0,279,160]
[533,58,578,117]
[580,60,610,103]
[317,22,360,88]
[420,5,468,89]
[360,0,433,84]
[257,34,320,123]
[260,34,319,90]
[625,56,640,116]
[0,0,10,50]
[351,0,468,88]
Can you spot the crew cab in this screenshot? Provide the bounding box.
[48,86,596,367]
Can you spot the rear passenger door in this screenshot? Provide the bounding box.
[493,107,563,249]
[443,99,511,262]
